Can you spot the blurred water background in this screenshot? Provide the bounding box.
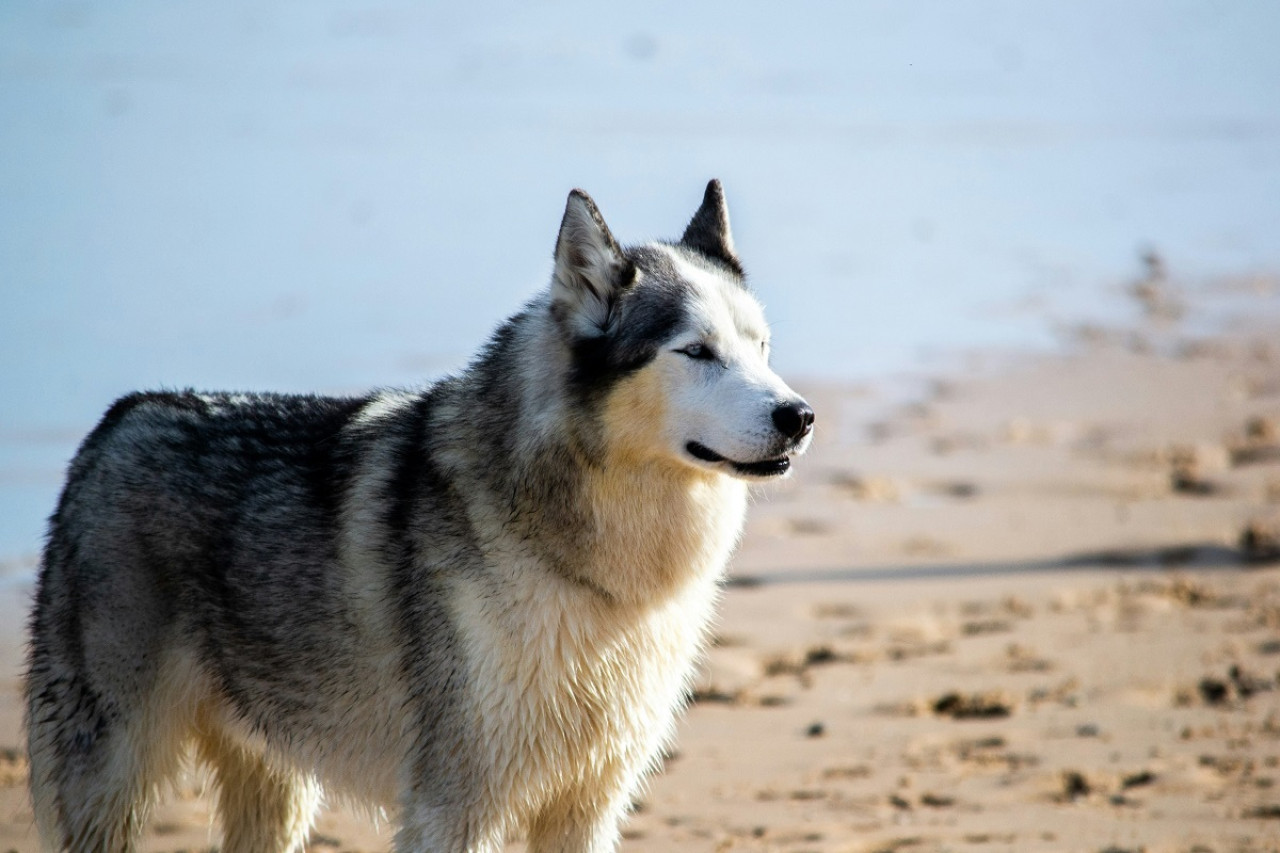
[2,1,1279,564]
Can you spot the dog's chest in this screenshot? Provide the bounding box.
[451,563,719,805]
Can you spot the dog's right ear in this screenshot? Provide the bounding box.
[551,189,635,337]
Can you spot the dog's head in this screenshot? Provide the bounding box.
[550,181,813,480]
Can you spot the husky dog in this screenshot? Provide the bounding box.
[26,181,814,852]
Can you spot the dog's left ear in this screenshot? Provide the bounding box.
[552,189,635,337]
[680,179,743,275]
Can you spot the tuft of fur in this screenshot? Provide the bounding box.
[25,182,812,852]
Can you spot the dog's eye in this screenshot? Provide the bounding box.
[679,343,716,361]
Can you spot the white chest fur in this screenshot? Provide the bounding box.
[447,477,746,837]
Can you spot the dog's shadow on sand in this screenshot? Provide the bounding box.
[727,542,1267,587]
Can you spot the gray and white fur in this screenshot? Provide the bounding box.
[25,180,814,852]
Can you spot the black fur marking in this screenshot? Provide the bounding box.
[373,391,484,792]
[567,246,692,400]
[382,394,434,563]
[381,393,453,692]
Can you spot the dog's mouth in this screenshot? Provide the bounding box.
[686,441,791,478]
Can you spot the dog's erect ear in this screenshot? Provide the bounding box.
[552,189,635,337]
[679,179,743,275]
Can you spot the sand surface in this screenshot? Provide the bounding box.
[2,289,1279,852]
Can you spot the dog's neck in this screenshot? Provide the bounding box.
[492,432,748,608]
[574,461,748,605]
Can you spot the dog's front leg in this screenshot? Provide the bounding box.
[525,793,628,853]
[394,801,502,853]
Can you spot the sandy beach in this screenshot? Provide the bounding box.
[3,3,1277,850]
[1,284,1279,853]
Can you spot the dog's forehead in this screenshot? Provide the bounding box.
[635,244,767,342]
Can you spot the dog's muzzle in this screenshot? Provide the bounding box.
[686,399,814,478]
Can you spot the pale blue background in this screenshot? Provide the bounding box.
[3,1,1279,562]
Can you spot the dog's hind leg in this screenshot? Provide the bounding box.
[26,661,188,852]
[196,730,320,853]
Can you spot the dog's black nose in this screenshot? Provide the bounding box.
[772,401,815,440]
